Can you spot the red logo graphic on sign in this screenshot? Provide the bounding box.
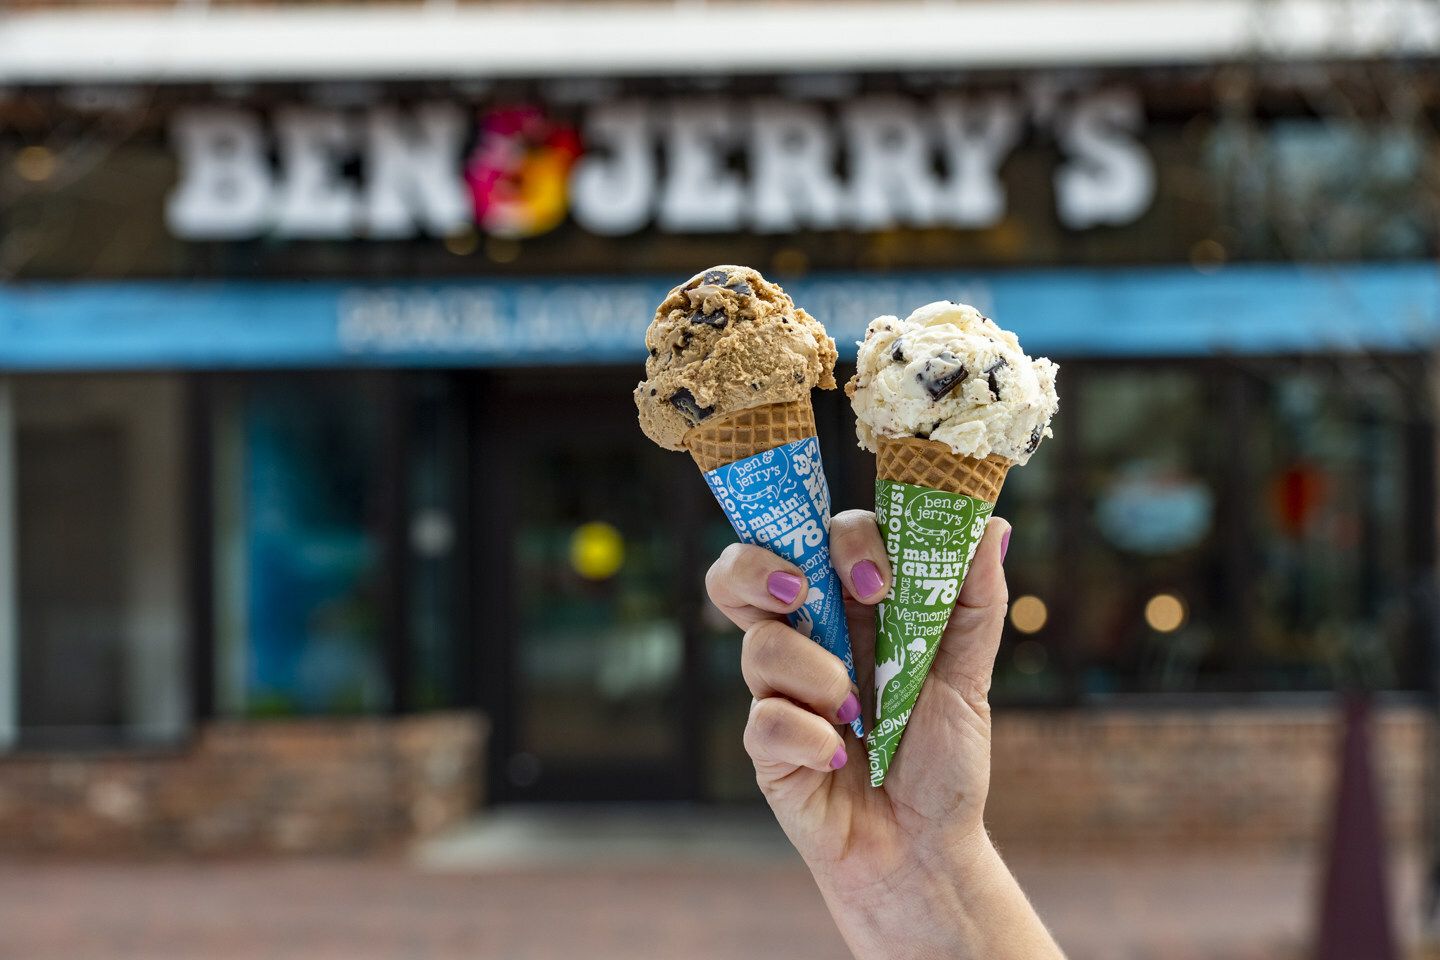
[464,106,582,238]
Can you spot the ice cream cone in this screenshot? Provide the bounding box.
[686,398,862,737]
[850,300,1056,787]
[875,436,1012,504]
[684,398,818,472]
[866,437,1008,787]
[638,266,861,738]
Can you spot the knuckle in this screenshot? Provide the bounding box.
[829,510,878,546]
[741,619,788,669]
[705,543,747,596]
[831,508,877,531]
[822,664,853,708]
[745,699,788,749]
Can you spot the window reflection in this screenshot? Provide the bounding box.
[1076,369,1226,694]
[213,376,389,717]
[993,433,1065,701]
[1249,362,1415,690]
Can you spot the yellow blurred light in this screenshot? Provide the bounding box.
[1009,595,1048,634]
[443,227,478,256]
[15,146,56,183]
[1145,593,1187,633]
[569,522,625,581]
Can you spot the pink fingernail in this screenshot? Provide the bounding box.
[836,693,861,726]
[767,571,803,605]
[1000,528,1011,564]
[851,560,884,600]
[829,745,848,770]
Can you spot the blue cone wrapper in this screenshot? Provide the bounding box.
[703,435,864,738]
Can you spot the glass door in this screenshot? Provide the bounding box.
[481,372,703,801]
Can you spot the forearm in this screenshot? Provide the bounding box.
[814,836,1064,960]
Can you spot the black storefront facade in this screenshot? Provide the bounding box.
[1,64,1437,851]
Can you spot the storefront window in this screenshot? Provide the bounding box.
[1207,118,1429,261]
[1074,367,1230,695]
[1055,359,1428,697]
[4,374,189,747]
[213,376,389,717]
[1248,362,1419,690]
[992,436,1066,701]
[408,375,464,710]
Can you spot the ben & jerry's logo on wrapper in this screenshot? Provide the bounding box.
[904,490,966,542]
[727,446,793,505]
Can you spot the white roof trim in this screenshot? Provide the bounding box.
[1,0,1438,84]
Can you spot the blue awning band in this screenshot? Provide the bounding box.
[1,263,1437,370]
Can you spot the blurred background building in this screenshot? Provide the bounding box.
[0,0,1436,879]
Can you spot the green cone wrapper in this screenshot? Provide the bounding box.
[866,479,994,787]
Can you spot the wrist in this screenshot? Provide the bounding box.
[810,829,1008,959]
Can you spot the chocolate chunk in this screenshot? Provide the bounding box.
[648,347,658,358]
[669,388,714,424]
[984,358,1008,401]
[891,340,906,363]
[725,280,753,297]
[1025,423,1044,454]
[691,308,727,327]
[701,269,729,286]
[921,353,968,401]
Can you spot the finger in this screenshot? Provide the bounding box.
[932,517,1011,702]
[705,543,807,630]
[844,597,878,703]
[744,697,848,773]
[829,509,891,604]
[742,620,860,726]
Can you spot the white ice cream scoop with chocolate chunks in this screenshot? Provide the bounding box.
[846,300,1059,465]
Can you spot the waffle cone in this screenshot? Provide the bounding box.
[876,436,1012,504]
[684,398,817,472]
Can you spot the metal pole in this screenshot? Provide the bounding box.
[0,379,17,749]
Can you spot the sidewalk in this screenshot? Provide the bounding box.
[0,807,1425,960]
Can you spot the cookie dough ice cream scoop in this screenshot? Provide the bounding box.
[848,301,1058,787]
[636,265,862,737]
[635,265,837,461]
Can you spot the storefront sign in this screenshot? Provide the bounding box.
[166,89,1155,241]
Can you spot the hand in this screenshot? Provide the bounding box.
[705,511,1063,959]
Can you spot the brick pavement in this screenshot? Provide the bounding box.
[0,834,1426,960]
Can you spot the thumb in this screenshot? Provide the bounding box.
[931,517,1011,703]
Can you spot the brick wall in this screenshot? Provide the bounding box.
[0,706,1426,857]
[986,705,1429,852]
[0,711,487,857]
